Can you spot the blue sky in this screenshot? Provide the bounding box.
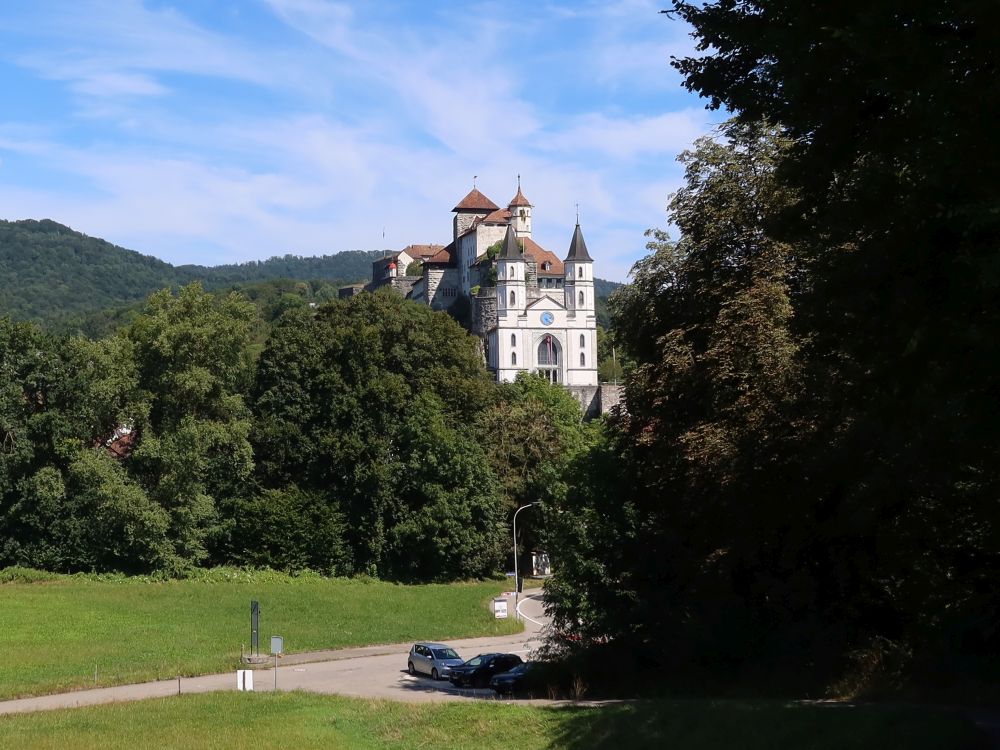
[0,0,719,281]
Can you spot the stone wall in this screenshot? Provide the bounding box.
[473,288,498,337]
[565,384,625,420]
[426,267,460,310]
[566,385,601,420]
[600,384,624,415]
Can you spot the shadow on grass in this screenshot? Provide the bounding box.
[544,699,992,750]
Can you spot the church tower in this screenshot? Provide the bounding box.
[508,177,532,239]
[563,222,594,316]
[497,224,526,316]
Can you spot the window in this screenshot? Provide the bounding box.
[580,334,585,348]
[578,291,585,307]
[580,352,585,366]
[537,335,559,366]
[510,291,516,306]
[511,333,516,347]
[512,352,517,365]
[509,265,515,276]
[578,267,583,278]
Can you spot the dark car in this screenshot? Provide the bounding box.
[489,661,541,695]
[447,652,523,688]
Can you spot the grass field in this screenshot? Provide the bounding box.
[0,568,520,701]
[0,692,988,749]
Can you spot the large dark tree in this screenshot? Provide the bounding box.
[546,122,812,679]
[669,0,1000,683]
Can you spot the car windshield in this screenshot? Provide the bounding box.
[466,656,483,666]
[434,648,459,660]
[506,663,526,674]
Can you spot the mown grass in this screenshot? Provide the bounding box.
[0,692,988,749]
[0,568,520,700]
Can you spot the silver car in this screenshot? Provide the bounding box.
[407,642,464,680]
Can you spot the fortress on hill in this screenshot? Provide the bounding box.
[341,180,619,416]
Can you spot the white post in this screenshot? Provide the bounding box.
[512,503,538,620]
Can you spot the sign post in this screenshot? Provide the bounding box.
[493,598,508,619]
[271,635,283,691]
[250,600,260,656]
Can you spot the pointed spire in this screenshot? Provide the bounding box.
[508,175,532,208]
[499,224,522,260]
[565,222,593,262]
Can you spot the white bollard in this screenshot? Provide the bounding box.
[237,669,254,692]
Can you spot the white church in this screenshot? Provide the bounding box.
[350,181,612,413]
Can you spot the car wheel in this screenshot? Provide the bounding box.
[408,662,415,676]
[431,668,439,681]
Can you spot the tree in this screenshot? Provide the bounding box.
[669,0,1000,685]
[230,486,350,575]
[546,121,810,677]
[126,284,257,567]
[252,292,503,580]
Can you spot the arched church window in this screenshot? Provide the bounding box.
[538,336,559,366]
[578,291,585,306]
[580,334,585,348]
[578,267,583,278]
[512,352,517,366]
[509,265,515,277]
[537,335,560,384]
[510,291,516,306]
[580,352,585,366]
[511,333,516,347]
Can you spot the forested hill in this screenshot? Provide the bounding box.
[0,219,379,323]
[594,277,622,298]
[0,218,625,327]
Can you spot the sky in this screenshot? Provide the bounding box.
[0,0,720,282]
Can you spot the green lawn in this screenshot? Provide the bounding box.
[0,692,988,749]
[0,568,520,700]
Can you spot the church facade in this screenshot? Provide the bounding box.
[354,181,603,408]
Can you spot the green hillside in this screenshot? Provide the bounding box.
[0,219,379,323]
[0,219,625,329]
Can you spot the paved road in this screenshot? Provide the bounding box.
[0,591,549,716]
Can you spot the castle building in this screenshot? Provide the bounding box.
[358,181,604,409]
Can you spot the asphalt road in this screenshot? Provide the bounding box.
[0,590,549,715]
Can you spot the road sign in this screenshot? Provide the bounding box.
[271,635,284,655]
[494,598,508,619]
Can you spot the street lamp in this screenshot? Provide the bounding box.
[512,502,537,620]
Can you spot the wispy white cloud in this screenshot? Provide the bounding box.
[10,0,307,97]
[538,109,710,160]
[0,0,714,279]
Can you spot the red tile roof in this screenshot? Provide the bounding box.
[425,242,456,265]
[508,186,531,207]
[481,208,512,224]
[522,238,564,276]
[402,244,444,261]
[453,188,499,212]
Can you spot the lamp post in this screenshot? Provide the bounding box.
[512,502,537,620]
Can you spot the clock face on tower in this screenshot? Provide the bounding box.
[540,311,554,326]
